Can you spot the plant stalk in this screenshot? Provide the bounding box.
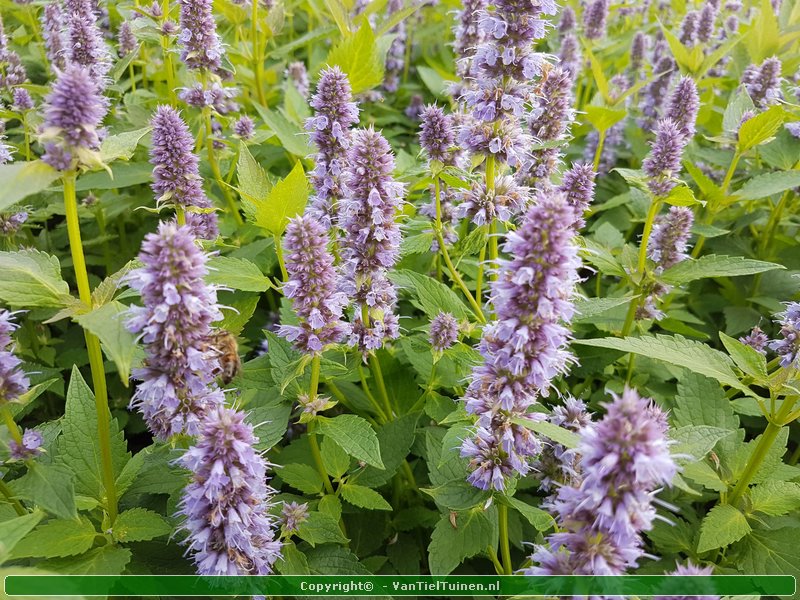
[498,502,513,575]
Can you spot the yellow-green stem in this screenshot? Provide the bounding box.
[160,0,176,104]
[369,353,393,420]
[621,197,662,337]
[252,0,266,106]
[498,502,512,575]
[203,107,243,225]
[307,356,335,495]
[693,151,741,258]
[63,173,118,524]
[0,478,26,516]
[273,233,288,281]
[592,129,606,172]
[2,405,23,445]
[176,206,186,227]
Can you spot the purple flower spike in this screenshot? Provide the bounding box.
[648,206,694,271]
[742,57,783,109]
[642,119,687,197]
[281,501,309,533]
[740,326,768,354]
[340,127,404,354]
[655,562,719,600]
[279,215,349,354]
[665,76,700,140]
[40,64,107,171]
[12,88,34,112]
[178,405,282,575]
[630,32,647,75]
[64,0,112,81]
[559,162,596,226]
[429,312,459,352]
[769,303,800,367]
[9,429,43,460]
[583,0,609,40]
[150,105,218,239]
[528,388,677,574]
[533,397,591,493]
[0,310,30,406]
[559,7,576,34]
[118,22,137,57]
[125,222,225,440]
[178,0,223,72]
[42,2,68,70]
[461,191,583,491]
[697,4,717,42]
[383,0,406,93]
[453,0,487,82]
[305,67,360,229]
[233,115,255,140]
[419,105,458,166]
[285,61,310,98]
[679,10,699,45]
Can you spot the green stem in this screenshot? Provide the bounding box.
[0,478,26,516]
[307,356,335,495]
[2,406,23,445]
[621,197,663,336]
[358,364,388,423]
[727,396,797,507]
[498,502,512,575]
[63,173,118,525]
[369,353,393,420]
[202,98,243,225]
[160,0,176,104]
[592,129,607,172]
[273,233,288,282]
[488,219,499,283]
[486,546,504,575]
[176,206,186,227]
[252,0,266,106]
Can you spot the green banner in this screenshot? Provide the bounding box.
[2,574,795,597]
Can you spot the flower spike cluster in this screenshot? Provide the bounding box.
[529,388,677,574]
[741,57,782,109]
[770,302,800,367]
[125,222,225,440]
[340,127,404,354]
[178,405,282,575]
[41,2,68,70]
[150,106,219,240]
[0,310,30,406]
[460,191,583,491]
[279,215,350,354]
[178,0,223,73]
[305,67,360,229]
[64,0,112,82]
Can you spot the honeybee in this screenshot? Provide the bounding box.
[206,329,242,384]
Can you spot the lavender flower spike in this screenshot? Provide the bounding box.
[769,302,800,367]
[42,2,68,70]
[419,105,458,166]
[179,405,282,574]
[429,312,459,353]
[285,61,310,98]
[118,22,137,57]
[559,162,597,223]
[64,0,112,81]
[340,127,404,354]
[125,222,225,439]
[279,215,349,354]
[642,119,687,198]
[528,388,677,574]
[665,76,700,140]
[648,206,694,271]
[741,57,783,109]
[583,0,609,40]
[740,326,768,355]
[178,0,223,72]
[460,191,583,491]
[40,64,107,171]
[0,310,30,406]
[150,105,218,240]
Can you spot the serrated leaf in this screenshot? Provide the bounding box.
[0,510,44,564]
[737,171,800,200]
[235,142,270,203]
[575,335,745,390]
[738,105,785,152]
[248,395,292,451]
[340,483,392,510]
[11,517,96,559]
[206,256,271,292]
[0,249,72,308]
[317,414,384,468]
[748,481,800,516]
[670,425,733,461]
[356,413,418,487]
[390,269,470,320]
[0,161,61,212]
[296,511,349,547]
[511,417,580,449]
[280,463,324,494]
[321,437,350,479]
[735,527,800,577]
[41,546,132,575]
[505,496,554,531]
[421,480,489,511]
[719,332,768,381]
[723,88,757,135]
[428,510,495,575]
[660,255,783,285]
[663,185,702,207]
[112,508,170,544]
[253,104,313,158]
[99,127,151,163]
[74,301,139,383]
[243,160,308,236]
[324,19,384,93]
[11,463,77,520]
[697,504,751,553]
[584,105,627,133]
[574,297,632,321]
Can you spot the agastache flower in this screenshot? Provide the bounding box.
[769,303,800,367]
[41,2,68,70]
[740,326,769,354]
[639,56,675,129]
[305,67,360,229]
[532,397,591,493]
[281,501,309,534]
[178,0,223,72]
[340,127,404,354]
[285,61,309,98]
[0,14,28,88]
[655,562,719,600]
[559,6,576,34]
[741,57,783,109]
[528,388,677,574]
[149,106,218,240]
[12,88,34,112]
[178,405,282,575]
[679,10,699,45]
[125,222,225,440]
[419,105,458,166]
[39,64,108,171]
[558,34,581,77]
[630,32,647,77]
[233,115,255,140]
[665,76,700,140]
[429,312,459,352]
[9,429,43,460]
[697,3,717,42]
[405,94,425,121]
[642,119,687,197]
[279,216,349,354]
[118,22,137,56]
[648,206,694,271]
[0,310,30,406]
[456,175,528,226]
[452,0,487,84]
[583,0,609,40]
[383,0,407,93]
[64,0,112,81]
[559,162,596,227]
[460,192,583,491]
[0,211,27,234]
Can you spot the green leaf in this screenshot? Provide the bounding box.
[660,24,704,72]
[748,481,800,517]
[247,395,292,451]
[317,415,384,468]
[111,507,171,543]
[670,425,733,461]
[738,105,785,152]
[243,160,308,236]
[217,294,259,337]
[511,417,580,449]
[428,510,496,575]
[280,464,324,495]
[504,496,554,532]
[421,480,489,511]
[574,297,632,321]
[719,331,769,381]
[575,335,745,390]
[0,510,44,564]
[0,249,72,308]
[356,413,419,487]
[723,88,757,135]
[11,517,96,559]
[663,185,702,207]
[253,104,313,158]
[697,504,751,553]
[235,143,270,203]
[674,373,740,431]
[0,161,61,212]
[74,301,139,383]
[324,20,384,93]
[584,105,627,133]
[417,66,448,97]
[12,463,77,520]
[735,527,800,577]
[737,170,800,200]
[660,255,783,285]
[99,127,151,163]
[57,367,131,501]
[745,0,780,61]
[206,256,271,292]
[41,546,132,575]
[390,269,470,320]
[75,162,152,191]
[340,483,392,510]
[296,511,349,547]
[321,437,350,479]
